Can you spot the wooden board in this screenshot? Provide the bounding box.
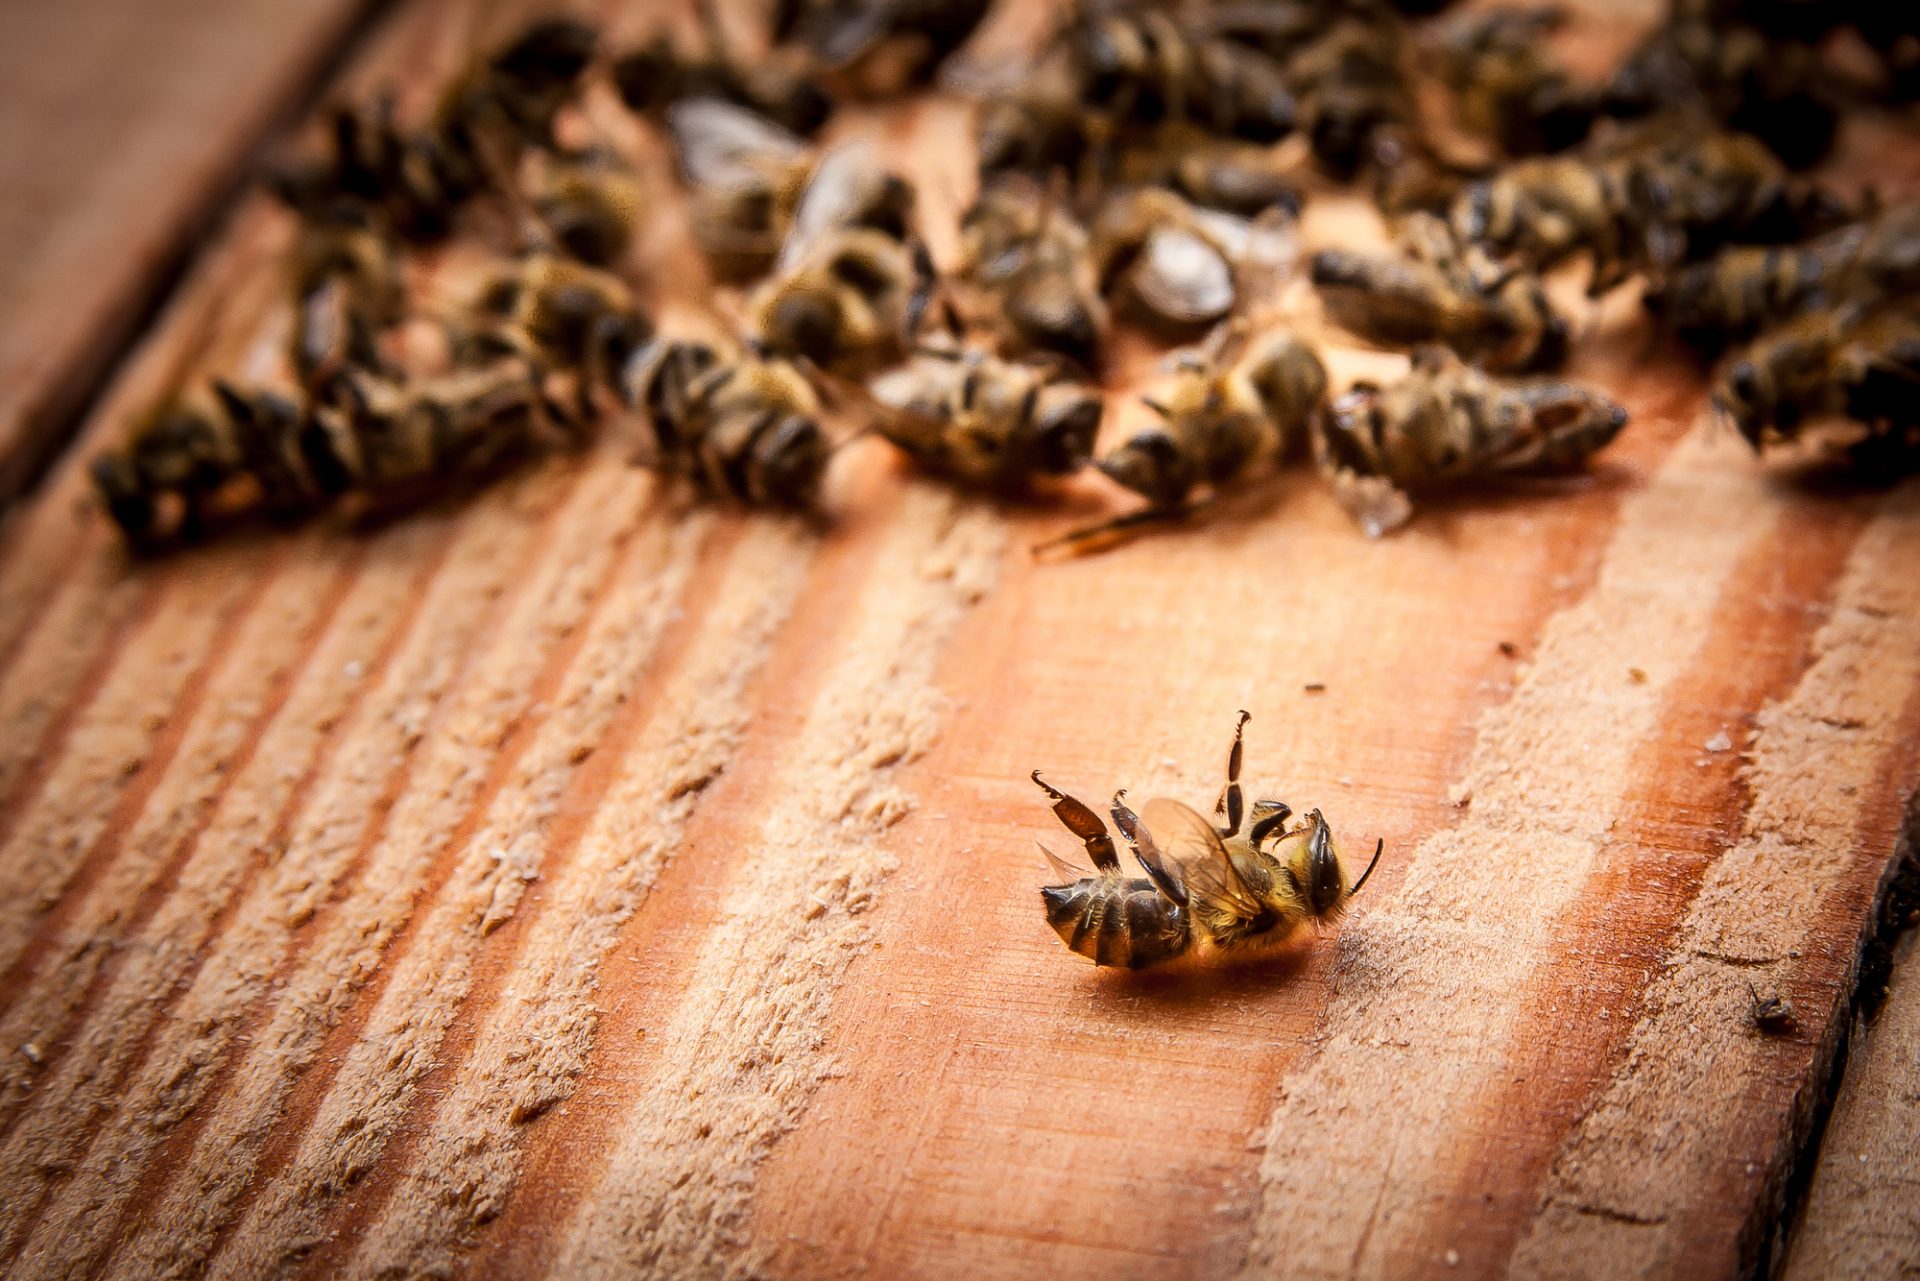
[0,2,1917,1279]
[0,0,383,502]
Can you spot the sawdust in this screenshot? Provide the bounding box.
[1508,482,1920,1280]
[342,520,817,1279]
[0,550,268,968]
[193,504,723,1279]
[0,468,567,1274]
[72,465,657,1281]
[1238,427,1797,1280]
[0,542,358,1118]
[553,489,1004,1280]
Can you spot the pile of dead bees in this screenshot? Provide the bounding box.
[91,0,1920,551]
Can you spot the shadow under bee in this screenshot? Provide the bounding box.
[1064,943,1319,1009]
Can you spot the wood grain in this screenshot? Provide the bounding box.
[0,2,1916,1279]
[0,0,388,504]
[1783,914,1920,1281]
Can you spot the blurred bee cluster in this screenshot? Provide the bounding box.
[89,0,1920,552]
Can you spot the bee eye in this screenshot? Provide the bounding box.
[1036,399,1101,473]
[1306,816,1342,916]
[829,252,890,296]
[1728,361,1759,404]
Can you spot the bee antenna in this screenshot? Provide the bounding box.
[1139,396,1172,417]
[1349,838,1384,897]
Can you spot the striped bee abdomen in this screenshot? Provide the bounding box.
[1040,876,1190,968]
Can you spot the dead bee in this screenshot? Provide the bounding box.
[619,337,831,507]
[1317,345,1628,536]
[1090,187,1288,338]
[299,355,571,503]
[429,15,600,176]
[1311,213,1567,372]
[289,215,406,389]
[1452,125,1822,294]
[91,380,312,546]
[1065,8,1297,143]
[747,145,933,373]
[975,78,1111,182]
[1034,711,1382,969]
[1035,325,1326,554]
[1648,202,1920,353]
[267,17,599,241]
[956,176,1107,369]
[1432,8,1594,157]
[1602,14,1838,169]
[775,0,992,94]
[454,251,653,414]
[1713,305,1920,469]
[524,146,645,268]
[748,228,935,373]
[613,0,831,136]
[1368,126,1491,224]
[862,346,1103,490]
[666,98,817,280]
[1189,0,1328,64]
[265,95,477,242]
[1746,982,1794,1034]
[1112,125,1303,219]
[1283,10,1418,179]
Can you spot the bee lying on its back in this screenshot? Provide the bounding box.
[1033,712,1382,969]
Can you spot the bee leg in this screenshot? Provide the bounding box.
[1030,500,1210,558]
[1248,799,1293,849]
[1218,709,1251,836]
[1109,789,1149,865]
[1031,770,1119,871]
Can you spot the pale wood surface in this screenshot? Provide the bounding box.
[0,0,379,502]
[0,3,1918,1279]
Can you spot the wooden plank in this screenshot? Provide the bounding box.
[1782,905,1920,1281]
[0,0,383,502]
[0,3,1916,1279]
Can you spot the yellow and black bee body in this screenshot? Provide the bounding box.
[1035,712,1381,969]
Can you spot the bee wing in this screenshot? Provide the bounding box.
[667,98,809,190]
[778,142,883,272]
[1037,840,1088,885]
[799,1,894,67]
[1138,798,1262,921]
[1131,228,1236,327]
[1192,205,1297,293]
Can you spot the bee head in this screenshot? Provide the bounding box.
[1008,274,1102,370]
[1098,422,1190,508]
[1715,357,1770,450]
[1033,390,1102,475]
[754,414,830,508]
[765,292,843,368]
[1275,809,1382,923]
[1304,813,1344,918]
[89,453,157,542]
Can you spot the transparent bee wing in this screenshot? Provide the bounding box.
[1037,840,1088,884]
[1193,205,1297,289]
[778,142,882,272]
[1326,469,1414,538]
[667,97,809,190]
[1131,229,1235,327]
[1138,798,1262,922]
